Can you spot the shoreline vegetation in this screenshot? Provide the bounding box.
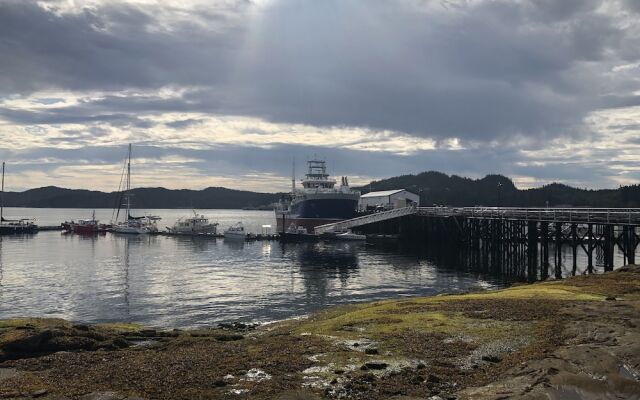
[1,267,639,399]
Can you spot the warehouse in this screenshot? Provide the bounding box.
[359,189,420,211]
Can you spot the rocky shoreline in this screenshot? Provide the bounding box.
[1,266,639,399]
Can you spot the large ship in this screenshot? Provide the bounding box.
[275,159,360,233]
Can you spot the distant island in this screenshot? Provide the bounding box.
[1,171,638,208]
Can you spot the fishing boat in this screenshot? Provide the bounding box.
[223,222,246,240]
[111,144,161,234]
[0,162,37,235]
[166,211,218,235]
[68,211,110,234]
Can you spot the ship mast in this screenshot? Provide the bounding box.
[291,158,296,193]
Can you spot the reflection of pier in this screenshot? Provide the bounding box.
[318,207,640,280]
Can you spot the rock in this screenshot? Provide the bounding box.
[363,373,376,382]
[365,348,379,355]
[427,374,441,383]
[275,390,323,400]
[606,296,617,301]
[416,362,426,370]
[214,333,243,342]
[110,337,131,349]
[482,355,502,363]
[41,336,97,352]
[31,389,48,397]
[334,369,345,375]
[2,329,64,353]
[139,330,156,337]
[79,392,125,400]
[0,368,20,382]
[364,362,388,370]
[213,379,227,387]
[72,324,90,331]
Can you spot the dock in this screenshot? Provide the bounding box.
[315,206,640,279]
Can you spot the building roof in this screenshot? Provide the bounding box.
[360,189,407,198]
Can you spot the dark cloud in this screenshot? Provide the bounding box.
[1,0,638,144]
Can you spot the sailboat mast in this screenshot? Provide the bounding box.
[126,144,131,216]
[1,162,4,223]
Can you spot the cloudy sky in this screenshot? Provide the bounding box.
[1,0,639,192]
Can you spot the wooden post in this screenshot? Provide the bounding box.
[587,223,594,273]
[540,222,549,280]
[555,222,563,279]
[571,224,578,276]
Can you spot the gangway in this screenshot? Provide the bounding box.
[314,206,417,234]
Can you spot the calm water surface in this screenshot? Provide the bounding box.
[0,208,508,328]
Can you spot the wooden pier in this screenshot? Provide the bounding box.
[317,206,640,279]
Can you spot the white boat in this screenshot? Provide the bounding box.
[224,222,246,240]
[167,211,218,235]
[334,230,366,241]
[111,144,161,235]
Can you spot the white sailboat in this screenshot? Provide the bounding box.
[111,144,161,234]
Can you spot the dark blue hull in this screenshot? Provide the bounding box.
[290,198,358,219]
[275,197,359,233]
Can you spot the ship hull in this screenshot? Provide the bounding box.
[275,197,359,233]
[0,224,37,235]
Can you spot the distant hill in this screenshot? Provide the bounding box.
[1,186,281,209]
[357,171,640,207]
[1,171,638,209]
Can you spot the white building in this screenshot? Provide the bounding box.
[359,189,420,211]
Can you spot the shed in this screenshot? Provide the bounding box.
[359,189,420,211]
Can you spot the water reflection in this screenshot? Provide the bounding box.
[224,238,245,250]
[286,242,361,306]
[0,210,510,328]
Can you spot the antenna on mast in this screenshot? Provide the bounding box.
[291,157,296,192]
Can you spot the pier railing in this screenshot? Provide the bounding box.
[416,207,640,225]
[314,206,417,234]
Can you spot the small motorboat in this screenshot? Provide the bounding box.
[281,224,318,242]
[166,211,218,235]
[224,222,246,240]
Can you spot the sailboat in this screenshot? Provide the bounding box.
[0,162,37,235]
[111,145,161,234]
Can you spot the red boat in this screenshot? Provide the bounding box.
[62,211,109,234]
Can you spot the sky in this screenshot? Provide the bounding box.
[0,0,639,192]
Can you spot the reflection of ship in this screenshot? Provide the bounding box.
[275,159,360,234]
